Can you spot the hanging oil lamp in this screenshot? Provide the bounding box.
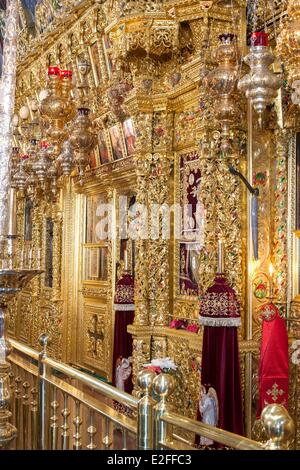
[13,154,29,192]
[69,108,96,182]
[40,67,74,156]
[59,140,74,177]
[32,141,51,188]
[238,32,281,124]
[203,33,239,148]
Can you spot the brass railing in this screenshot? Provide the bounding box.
[5,335,295,451]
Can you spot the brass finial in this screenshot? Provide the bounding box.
[261,404,295,450]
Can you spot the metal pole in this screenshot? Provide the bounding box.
[245,98,254,438]
[0,0,19,238]
[38,333,50,450]
[0,0,19,450]
[153,373,175,450]
[137,370,156,450]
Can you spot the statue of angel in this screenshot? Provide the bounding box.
[115,357,132,391]
[199,385,219,446]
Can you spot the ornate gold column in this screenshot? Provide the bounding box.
[128,98,173,385]
[134,155,150,328]
[198,131,244,303]
[147,109,173,366]
[273,129,290,310]
[128,105,153,389]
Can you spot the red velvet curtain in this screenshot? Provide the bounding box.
[112,273,134,394]
[201,326,244,435]
[112,309,134,393]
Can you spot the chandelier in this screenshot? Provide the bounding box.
[238,32,281,124]
[11,60,97,196]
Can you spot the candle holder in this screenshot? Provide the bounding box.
[266,262,275,302]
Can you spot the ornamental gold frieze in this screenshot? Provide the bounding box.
[81,285,110,299]
[16,3,104,82]
[17,0,96,65]
[108,18,182,60]
[73,156,136,190]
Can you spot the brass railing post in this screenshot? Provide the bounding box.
[137,370,156,450]
[153,373,175,450]
[261,404,295,450]
[38,333,50,450]
[14,375,22,449]
[31,387,38,450]
[22,380,30,449]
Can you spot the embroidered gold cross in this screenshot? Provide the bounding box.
[266,383,284,402]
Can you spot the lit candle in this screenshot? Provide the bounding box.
[217,239,225,274]
[269,262,274,278]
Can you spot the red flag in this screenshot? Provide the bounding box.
[257,303,289,418]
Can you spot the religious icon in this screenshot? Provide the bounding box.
[109,125,124,161]
[84,247,108,282]
[122,118,136,156]
[98,129,110,164]
[88,248,100,279]
[24,197,33,242]
[199,385,219,446]
[179,242,200,296]
[100,247,108,280]
[179,152,203,241]
[102,34,114,78]
[89,40,102,87]
[35,0,55,35]
[89,149,98,169]
[85,194,107,244]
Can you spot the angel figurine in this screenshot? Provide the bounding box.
[199,385,219,446]
[115,357,132,391]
